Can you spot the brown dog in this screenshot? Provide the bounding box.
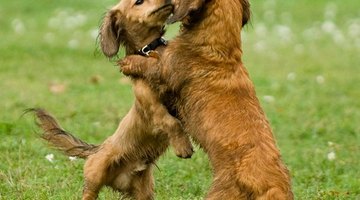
[114,0,294,199]
[33,0,194,199]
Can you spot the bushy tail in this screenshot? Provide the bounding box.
[29,108,99,159]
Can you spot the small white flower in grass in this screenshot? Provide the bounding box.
[68,39,79,49]
[287,72,296,81]
[356,39,360,50]
[255,23,268,38]
[316,75,325,84]
[303,27,322,41]
[93,121,101,127]
[64,13,87,29]
[275,25,293,42]
[322,21,337,33]
[327,151,336,161]
[11,19,25,34]
[253,41,267,52]
[263,95,275,103]
[69,156,78,161]
[48,10,87,30]
[46,154,54,163]
[48,17,61,29]
[348,21,360,39]
[328,141,334,147]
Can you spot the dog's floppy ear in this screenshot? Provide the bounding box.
[167,0,205,24]
[100,11,123,58]
[241,0,251,27]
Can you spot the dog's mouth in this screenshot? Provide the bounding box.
[149,4,174,17]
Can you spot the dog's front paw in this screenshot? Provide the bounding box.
[172,138,194,159]
[118,56,138,76]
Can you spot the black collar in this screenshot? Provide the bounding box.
[137,37,167,56]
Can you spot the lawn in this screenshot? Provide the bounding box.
[0,0,359,199]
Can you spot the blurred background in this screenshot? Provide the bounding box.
[0,0,359,199]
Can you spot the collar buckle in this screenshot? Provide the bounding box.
[138,37,167,56]
[140,45,151,56]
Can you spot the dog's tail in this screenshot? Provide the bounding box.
[29,108,99,159]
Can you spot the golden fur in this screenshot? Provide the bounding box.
[116,0,294,199]
[32,0,194,199]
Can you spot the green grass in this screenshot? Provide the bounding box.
[1,0,359,199]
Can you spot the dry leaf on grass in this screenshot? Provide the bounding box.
[49,82,67,94]
[90,75,103,85]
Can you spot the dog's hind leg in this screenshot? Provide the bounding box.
[205,177,247,200]
[256,187,293,200]
[129,166,155,200]
[82,151,113,200]
[82,181,101,200]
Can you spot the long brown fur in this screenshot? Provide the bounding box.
[30,108,99,159]
[33,0,194,199]
[115,0,293,199]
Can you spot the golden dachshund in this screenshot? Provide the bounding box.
[116,0,294,199]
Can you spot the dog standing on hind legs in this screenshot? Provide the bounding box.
[32,0,194,199]
[117,0,294,199]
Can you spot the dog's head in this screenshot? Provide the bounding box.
[100,0,174,57]
[167,0,250,27]
[166,0,206,24]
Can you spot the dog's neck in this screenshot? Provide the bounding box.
[180,0,244,63]
[124,27,165,56]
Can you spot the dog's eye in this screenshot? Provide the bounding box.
[135,0,144,5]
